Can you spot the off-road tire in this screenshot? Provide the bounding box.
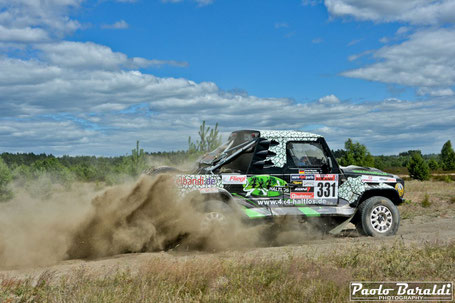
[356,196,400,237]
[200,200,233,234]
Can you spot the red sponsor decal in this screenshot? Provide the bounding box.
[315,174,336,181]
[291,192,314,199]
[229,175,246,182]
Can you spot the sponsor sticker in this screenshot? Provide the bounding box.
[302,180,314,186]
[352,170,390,176]
[395,183,404,197]
[298,169,319,174]
[350,282,453,301]
[361,175,397,183]
[291,192,314,199]
[222,174,247,185]
[291,174,315,181]
[315,174,337,181]
[293,186,314,192]
[255,198,335,206]
[176,175,217,186]
[269,186,290,193]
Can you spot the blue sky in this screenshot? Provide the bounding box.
[73,0,408,101]
[0,0,454,156]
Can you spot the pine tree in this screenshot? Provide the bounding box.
[339,138,375,167]
[441,140,455,171]
[428,159,439,171]
[0,157,13,201]
[131,140,146,175]
[407,152,430,181]
[188,121,222,153]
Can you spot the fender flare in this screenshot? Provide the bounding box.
[352,187,402,208]
[199,188,233,203]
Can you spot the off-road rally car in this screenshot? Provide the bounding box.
[147,130,405,237]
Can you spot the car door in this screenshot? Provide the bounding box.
[282,140,339,207]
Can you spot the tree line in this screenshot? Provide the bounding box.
[334,139,455,181]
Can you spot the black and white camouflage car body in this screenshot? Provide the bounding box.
[152,130,404,236]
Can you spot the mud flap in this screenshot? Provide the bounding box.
[328,211,356,235]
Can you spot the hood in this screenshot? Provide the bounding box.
[340,165,399,180]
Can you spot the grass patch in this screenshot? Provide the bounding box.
[1,241,454,303]
[398,180,455,219]
[421,193,431,208]
[432,175,455,183]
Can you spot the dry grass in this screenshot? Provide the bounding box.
[399,180,455,219]
[1,241,454,303]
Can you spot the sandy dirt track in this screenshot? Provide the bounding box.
[1,214,454,283]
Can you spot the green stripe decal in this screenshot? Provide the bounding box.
[298,207,320,217]
[243,208,266,218]
[352,170,389,176]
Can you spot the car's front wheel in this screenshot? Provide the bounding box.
[356,196,400,237]
[199,200,233,234]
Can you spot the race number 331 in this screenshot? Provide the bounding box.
[314,175,338,198]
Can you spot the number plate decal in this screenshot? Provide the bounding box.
[290,174,338,205]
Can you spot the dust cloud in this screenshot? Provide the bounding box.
[0,174,323,269]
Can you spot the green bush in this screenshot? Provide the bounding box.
[421,194,431,208]
[0,157,13,201]
[428,159,439,170]
[407,152,430,181]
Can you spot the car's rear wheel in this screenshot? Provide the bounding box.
[356,196,400,237]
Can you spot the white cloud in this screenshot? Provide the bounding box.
[324,1,455,96]
[101,20,129,29]
[396,26,410,35]
[318,94,340,104]
[324,0,455,25]
[347,39,361,46]
[343,28,455,91]
[274,22,289,29]
[36,41,188,70]
[0,52,453,155]
[312,37,323,44]
[0,25,50,42]
[417,87,454,96]
[0,0,82,43]
[195,0,213,5]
